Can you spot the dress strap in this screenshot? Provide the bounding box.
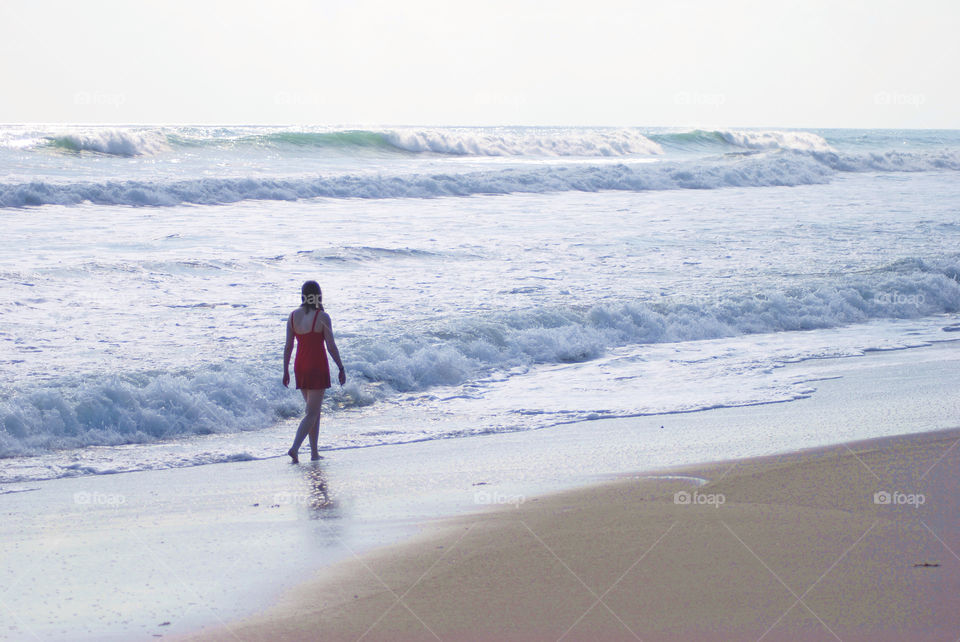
[311,309,322,333]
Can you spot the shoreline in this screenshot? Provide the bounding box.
[4,320,956,489]
[187,426,960,641]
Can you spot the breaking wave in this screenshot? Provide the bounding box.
[379,128,663,156]
[37,127,664,158]
[46,130,171,156]
[651,129,835,153]
[30,127,842,158]
[3,255,959,458]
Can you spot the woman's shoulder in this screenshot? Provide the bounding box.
[289,307,329,326]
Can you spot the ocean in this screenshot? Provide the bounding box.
[2,125,960,486]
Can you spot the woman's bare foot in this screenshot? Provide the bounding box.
[288,448,299,463]
[310,452,323,461]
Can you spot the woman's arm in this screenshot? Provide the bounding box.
[322,313,346,385]
[282,312,295,387]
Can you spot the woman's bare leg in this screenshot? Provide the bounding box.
[308,389,325,460]
[289,389,323,463]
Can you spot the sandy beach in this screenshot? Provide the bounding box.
[188,427,960,641]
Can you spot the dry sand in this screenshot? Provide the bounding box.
[188,427,960,641]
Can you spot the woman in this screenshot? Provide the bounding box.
[283,280,346,463]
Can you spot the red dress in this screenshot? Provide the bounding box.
[293,310,331,390]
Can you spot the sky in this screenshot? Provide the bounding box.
[0,0,956,128]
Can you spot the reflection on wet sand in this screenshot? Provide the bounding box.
[301,461,337,518]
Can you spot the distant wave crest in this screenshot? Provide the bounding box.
[650,129,835,153]
[39,127,663,158]
[381,128,663,156]
[715,129,835,152]
[24,127,959,165]
[189,127,665,157]
[0,154,836,207]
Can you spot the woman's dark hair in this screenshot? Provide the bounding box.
[301,280,324,312]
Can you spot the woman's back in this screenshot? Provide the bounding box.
[291,308,328,335]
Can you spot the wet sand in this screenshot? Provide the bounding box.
[187,427,960,641]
